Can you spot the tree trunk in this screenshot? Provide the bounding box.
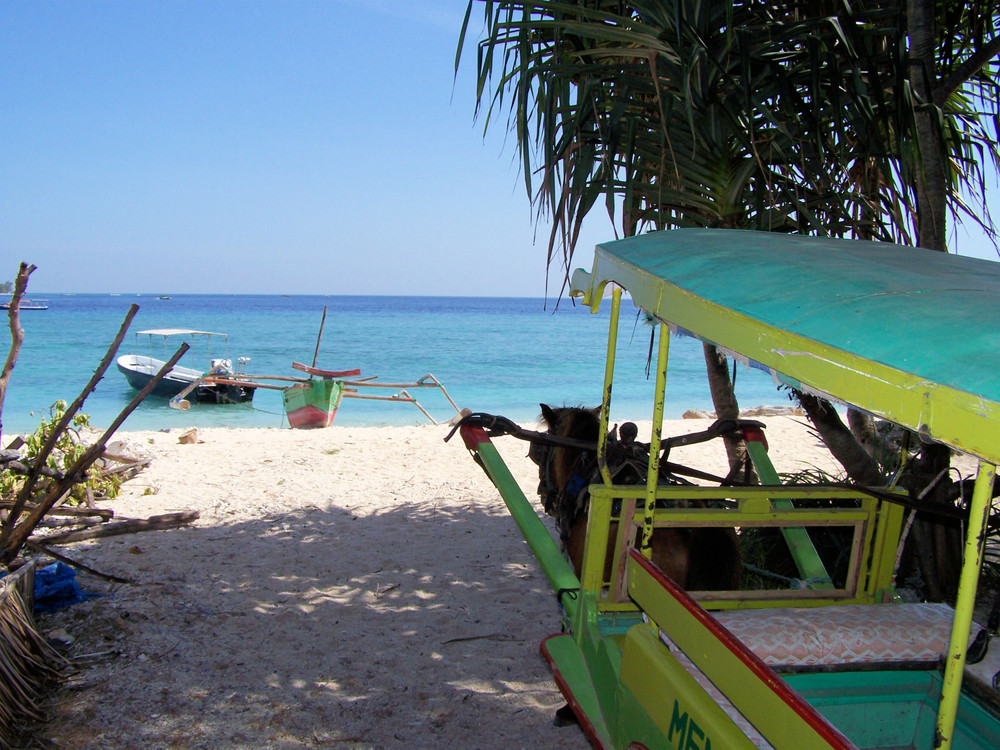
[847,408,876,455]
[796,392,884,485]
[702,343,747,474]
[908,0,948,251]
[895,442,964,602]
[1,263,36,442]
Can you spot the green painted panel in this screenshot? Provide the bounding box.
[785,670,1000,750]
[542,634,614,748]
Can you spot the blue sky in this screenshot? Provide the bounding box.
[2,0,998,296]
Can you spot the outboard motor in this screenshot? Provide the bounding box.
[210,358,233,375]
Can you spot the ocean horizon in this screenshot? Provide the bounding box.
[1,293,788,436]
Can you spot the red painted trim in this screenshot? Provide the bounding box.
[741,424,769,451]
[540,635,611,750]
[286,405,337,429]
[291,361,362,378]
[628,549,855,750]
[459,424,491,451]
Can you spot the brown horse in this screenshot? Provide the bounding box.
[530,404,741,590]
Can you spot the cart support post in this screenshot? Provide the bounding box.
[935,460,996,749]
[597,287,622,486]
[639,322,670,557]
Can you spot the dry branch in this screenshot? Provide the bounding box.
[92,458,151,478]
[0,317,190,564]
[24,541,132,583]
[0,263,36,442]
[0,504,113,521]
[3,304,140,535]
[37,511,200,545]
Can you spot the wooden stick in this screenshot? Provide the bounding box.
[240,372,379,384]
[36,511,200,545]
[92,459,152,478]
[100,451,139,463]
[339,380,443,389]
[0,458,64,479]
[233,373,315,383]
[37,515,106,530]
[204,377,284,391]
[25,540,132,583]
[0,503,113,519]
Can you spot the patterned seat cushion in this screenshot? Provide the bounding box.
[713,602,955,667]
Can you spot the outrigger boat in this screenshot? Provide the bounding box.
[452,229,1000,749]
[117,328,258,404]
[281,362,463,428]
[162,357,463,428]
[274,307,463,428]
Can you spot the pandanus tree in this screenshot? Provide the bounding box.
[459,0,1000,599]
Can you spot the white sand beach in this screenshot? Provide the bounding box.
[34,416,841,749]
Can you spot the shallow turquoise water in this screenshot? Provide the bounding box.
[1,294,786,434]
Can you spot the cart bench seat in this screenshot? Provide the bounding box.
[713,602,955,668]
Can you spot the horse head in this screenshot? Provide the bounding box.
[529,403,741,590]
[530,404,600,549]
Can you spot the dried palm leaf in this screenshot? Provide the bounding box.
[0,563,70,748]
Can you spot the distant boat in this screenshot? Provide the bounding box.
[158,295,170,300]
[1,298,49,310]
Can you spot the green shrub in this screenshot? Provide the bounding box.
[1,401,122,505]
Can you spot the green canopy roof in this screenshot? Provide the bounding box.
[570,228,1000,464]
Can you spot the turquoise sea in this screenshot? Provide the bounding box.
[1,294,787,435]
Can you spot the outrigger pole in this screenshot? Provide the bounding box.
[340,374,462,425]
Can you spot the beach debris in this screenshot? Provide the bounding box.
[24,541,130,584]
[373,582,399,599]
[177,428,199,445]
[0,266,212,743]
[31,562,93,613]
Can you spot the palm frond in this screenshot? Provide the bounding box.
[458,0,1000,277]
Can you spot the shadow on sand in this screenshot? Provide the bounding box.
[36,496,589,749]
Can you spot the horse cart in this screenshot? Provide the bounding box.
[450,229,1000,749]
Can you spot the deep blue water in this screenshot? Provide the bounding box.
[1,294,786,434]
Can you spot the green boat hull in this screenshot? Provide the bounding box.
[283,380,344,429]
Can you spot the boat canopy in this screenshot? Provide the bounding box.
[137,329,228,338]
[570,228,1000,465]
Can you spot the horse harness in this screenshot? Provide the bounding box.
[531,424,684,546]
[446,411,759,542]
